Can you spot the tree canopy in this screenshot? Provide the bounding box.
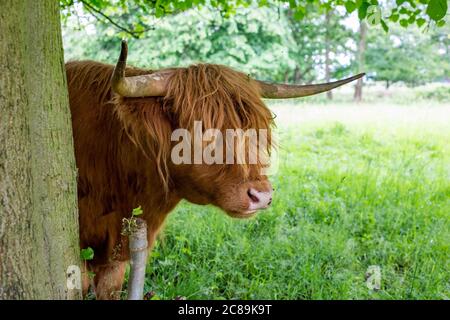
[61,0,448,38]
[62,0,449,86]
[366,24,448,87]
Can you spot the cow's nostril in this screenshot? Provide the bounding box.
[247,188,273,211]
[247,189,260,203]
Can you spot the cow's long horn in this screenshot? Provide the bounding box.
[111,40,170,97]
[256,73,365,99]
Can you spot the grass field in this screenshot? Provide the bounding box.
[138,101,450,300]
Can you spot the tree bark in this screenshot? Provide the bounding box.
[0,0,81,299]
[284,70,290,83]
[325,11,333,100]
[354,21,367,102]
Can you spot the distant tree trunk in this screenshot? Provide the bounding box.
[294,66,302,83]
[0,0,81,299]
[386,80,390,89]
[354,21,367,102]
[325,11,333,100]
[284,70,290,83]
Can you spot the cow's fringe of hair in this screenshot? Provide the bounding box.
[163,64,275,182]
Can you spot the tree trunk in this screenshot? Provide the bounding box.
[325,11,333,100]
[284,70,290,83]
[354,21,367,102]
[294,66,302,83]
[0,0,81,299]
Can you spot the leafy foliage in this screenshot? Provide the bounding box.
[132,206,143,216]
[426,0,447,21]
[80,247,94,260]
[61,0,448,36]
[365,24,449,86]
[63,2,448,86]
[63,5,327,81]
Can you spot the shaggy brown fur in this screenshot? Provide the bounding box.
[66,61,274,299]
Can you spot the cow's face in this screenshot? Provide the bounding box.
[164,64,274,218]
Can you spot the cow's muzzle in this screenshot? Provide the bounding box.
[246,188,273,212]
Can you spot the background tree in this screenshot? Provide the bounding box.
[62,3,357,84]
[0,0,80,299]
[282,6,354,85]
[365,24,449,88]
[354,20,367,101]
[63,4,296,80]
[61,0,448,36]
[325,10,333,100]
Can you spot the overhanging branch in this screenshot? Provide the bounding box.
[79,0,152,38]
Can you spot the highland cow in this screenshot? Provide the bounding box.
[65,41,363,299]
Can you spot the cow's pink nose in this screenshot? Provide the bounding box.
[247,188,272,211]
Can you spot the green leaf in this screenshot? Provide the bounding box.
[81,247,94,260]
[426,0,448,21]
[258,0,268,6]
[399,18,409,27]
[416,17,426,27]
[358,1,370,19]
[132,206,143,216]
[293,9,305,20]
[390,14,400,22]
[437,20,446,27]
[345,1,357,13]
[289,0,296,9]
[155,6,164,18]
[408,0,417,8]
[380,19,389,32]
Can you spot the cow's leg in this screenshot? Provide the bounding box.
[93,261,127,300]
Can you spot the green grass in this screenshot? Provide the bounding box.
[139,104,450,300]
